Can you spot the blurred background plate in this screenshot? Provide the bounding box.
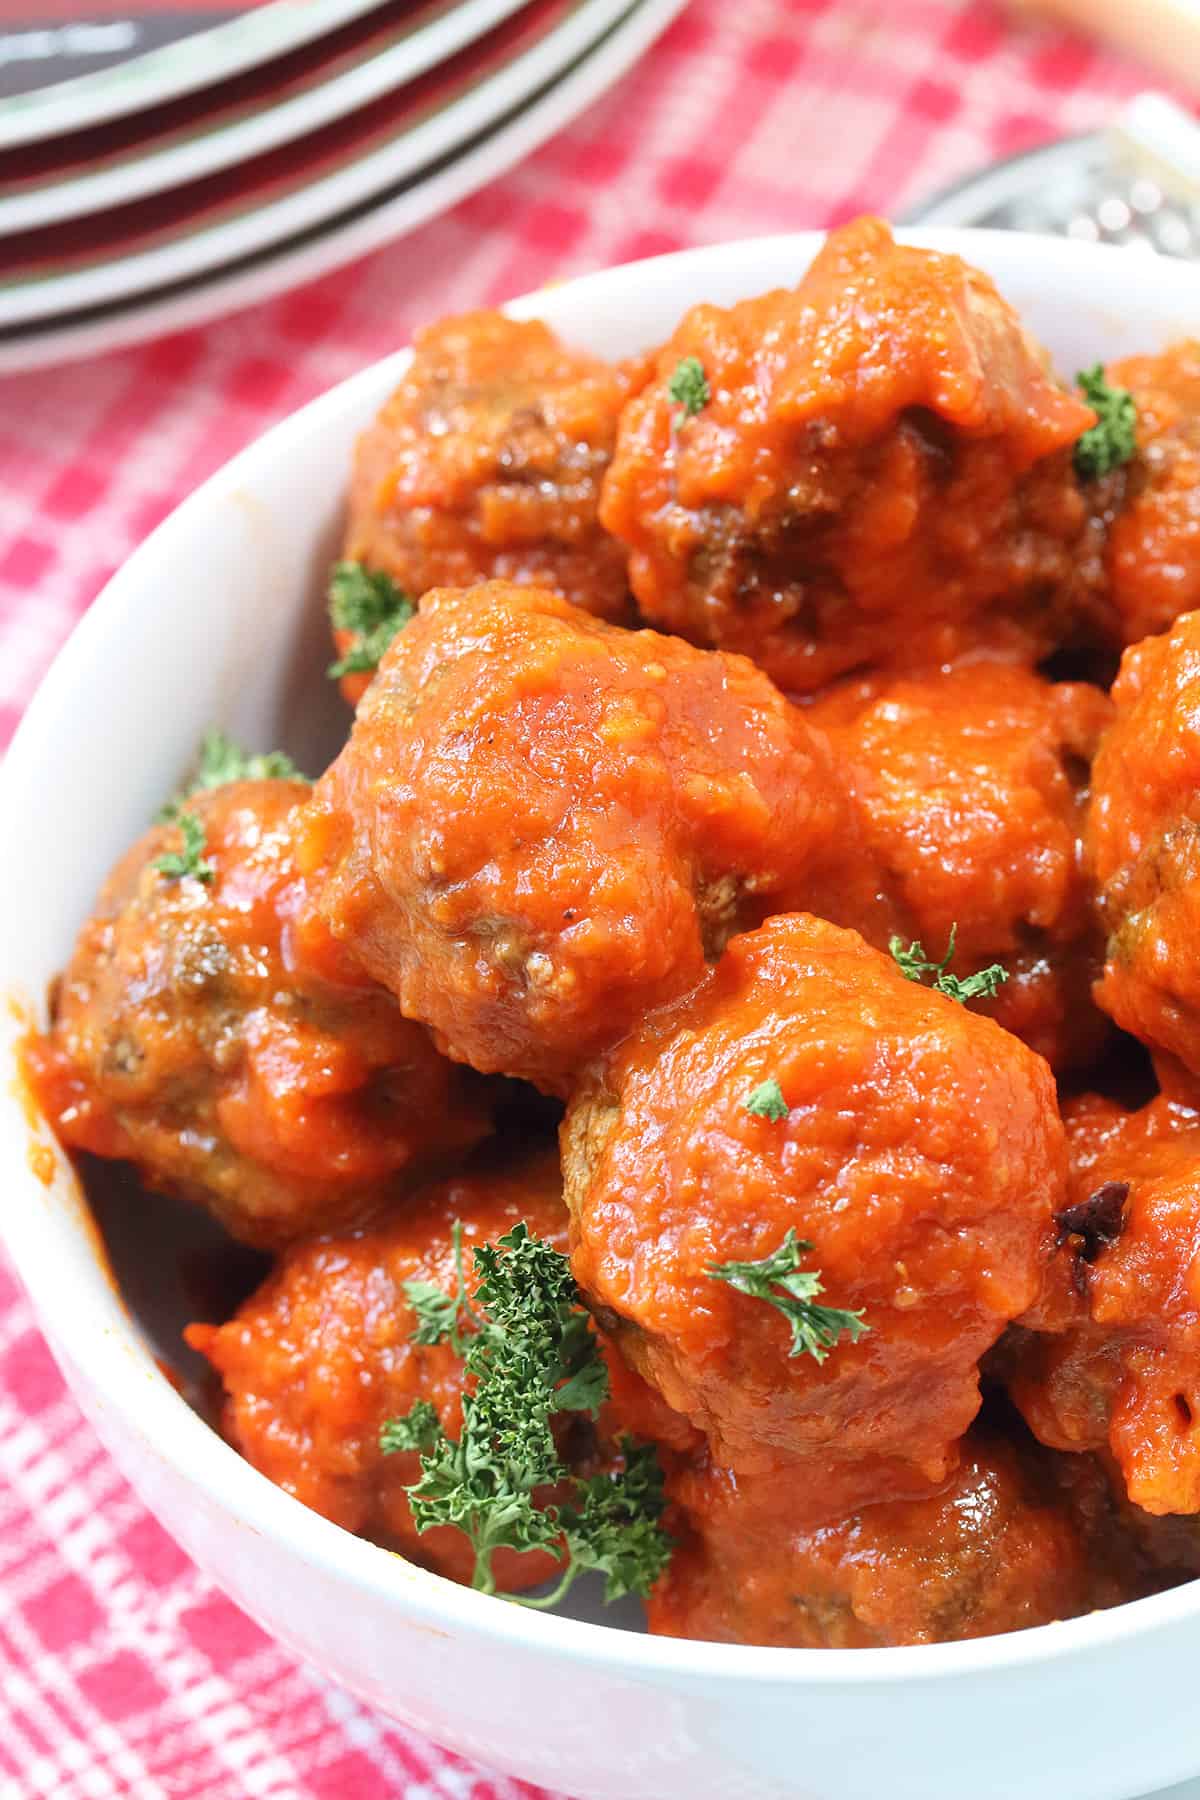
[0,0,686,373]
[0,1,391,148]
[0,0,628,328]
[0,0,531,234]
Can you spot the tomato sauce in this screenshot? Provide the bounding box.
[30,216,1200,1647]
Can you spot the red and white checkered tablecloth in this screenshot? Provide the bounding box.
[0,2,1187,1793]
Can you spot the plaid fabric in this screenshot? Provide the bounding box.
[0,1,1184,1792]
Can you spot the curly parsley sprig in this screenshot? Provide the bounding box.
[668,355,710,429]
[186,729,308,793]
[381,1223,672,1608]
[744,1077,788,1120]
[1074,365,1137,480]
[707,1228,869,1364]
[379,1402,440,1456]
[328,561,414,678]
[153,808,214,884]
[402,1219,480,1357]
[889,924,1008,1004]
[153,729,307,886]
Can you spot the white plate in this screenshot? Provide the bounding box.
[0,0,686,373]
[0,0,389,150]
[0,0,630,328]
[0,0,530,235]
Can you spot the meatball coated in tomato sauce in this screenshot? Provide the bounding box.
[1088,612,1200,1075]
[187,1146,691,1584]
[343,309,640,633]
[24,781,489,1248]
[562,913,1065,1478]
[188,1149,565,1586]
[1006,1089,1200,1515]
[1101,342,1200,645]
[599,217,1097,695]
[302,581,888,1096]
[647,1430,1158,1648]
[807,663,1113,1070]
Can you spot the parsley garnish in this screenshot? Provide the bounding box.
[888,925,1009,1004]
[327,561,413,678]
[380,1402,440,1455]
[157,730,308,825]
[152,729,307,881]
[381,1223,672,1608]
[668,355,709,428]
[189,729,308,792]
[1074,365,1137,480]
[706,1228,868,1364]
[403,1219,479,1357]
[745,1077,788,1121]
[153,808,214,884]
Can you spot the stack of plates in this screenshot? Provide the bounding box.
[0,0,686,373]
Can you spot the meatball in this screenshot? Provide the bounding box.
[1102,342,1200,645]
[1006,1088,1200,1515]
[807,663,1113,1069]
[599,216,1096,695]
[1100,1451,1200,1577]
[648,1430,1158,1648]
[1088,612,1200,1074]
[187,1148,566,1586]
[24,780,489,1248]
[302,581,889,1095]
[187,1146,692,1584]
[343,309,640,631]
[562,913,1065,1477]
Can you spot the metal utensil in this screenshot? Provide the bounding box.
[907,92,1200,256]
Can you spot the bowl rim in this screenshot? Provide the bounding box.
[5,226,1200,1689]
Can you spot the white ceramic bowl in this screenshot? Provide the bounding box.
[5,233,1200,1800]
